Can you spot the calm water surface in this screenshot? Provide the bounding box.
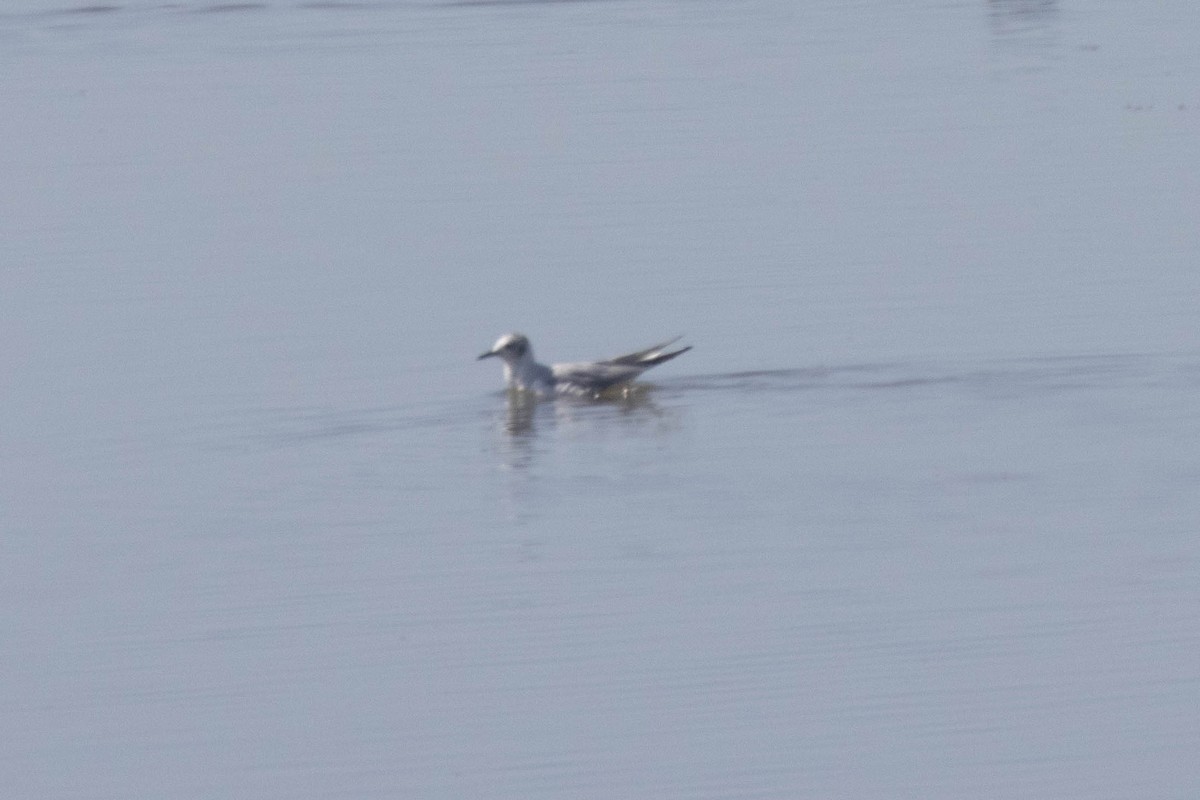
[2,1,1199,798]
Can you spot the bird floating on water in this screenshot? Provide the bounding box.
[478,332,691,397]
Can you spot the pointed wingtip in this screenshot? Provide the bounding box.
[649,337,689,359]
[658,335,684,350]
[641,344,692,368]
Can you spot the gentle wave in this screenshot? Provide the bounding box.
[662,352,1196,396]
[0,0,543,24]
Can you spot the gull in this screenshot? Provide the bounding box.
[478,332,691,397]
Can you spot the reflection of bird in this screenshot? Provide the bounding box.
[478,332,692,397]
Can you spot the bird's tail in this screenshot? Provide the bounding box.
[636,345,692,367]
[607,336,690,366]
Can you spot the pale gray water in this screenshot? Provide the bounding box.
[3,1,1199,798]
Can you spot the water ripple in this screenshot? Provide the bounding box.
[664,353,1192,398]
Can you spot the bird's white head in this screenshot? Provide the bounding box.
[478,332,532,364]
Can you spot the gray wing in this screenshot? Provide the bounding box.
[551,361,647,393]
[551,337,692,393]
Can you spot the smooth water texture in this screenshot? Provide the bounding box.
[3,1,1199,798]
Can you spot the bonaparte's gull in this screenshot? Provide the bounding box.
[478,332,691,397]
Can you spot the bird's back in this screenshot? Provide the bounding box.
[550,340,691,394]
[550,361,647,394]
